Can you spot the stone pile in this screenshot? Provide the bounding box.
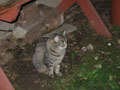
[0,2,64,44]
[0,1,77,45]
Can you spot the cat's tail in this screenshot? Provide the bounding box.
[32,58,48,73]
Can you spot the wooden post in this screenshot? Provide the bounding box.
[0,67,14,90]
[77,0,111,37]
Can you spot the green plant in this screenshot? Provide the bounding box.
[112,25,120,33]
[71,52,76,60]
[52,36,120,90]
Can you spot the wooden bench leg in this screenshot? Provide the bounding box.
[0,67,14,90]
[57,0,112,37]
[77,0,111,37]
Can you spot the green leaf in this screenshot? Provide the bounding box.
[109,75,113,81]
[72,52,76,60]
[112,25,120,32]
[92,69,99,75]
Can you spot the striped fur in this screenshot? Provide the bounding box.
[32,32,67,78]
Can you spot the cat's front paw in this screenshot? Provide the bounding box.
[48,73,54,78]
[56,72,62,77]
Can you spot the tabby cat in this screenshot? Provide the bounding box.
[32,31,67,78]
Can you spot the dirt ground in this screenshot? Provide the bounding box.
[0,0,118,90]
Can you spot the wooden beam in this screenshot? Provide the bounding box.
[0,67,14,90]
[77,0,111,37]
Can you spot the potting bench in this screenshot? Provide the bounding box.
[0,0,112,90]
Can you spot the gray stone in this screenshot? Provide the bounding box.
[14,3,64,42]
[23,3,64,44]
[0,21,15,31]
[0,31,12,41]
[0,0,17,7]
[87,44,94,51]
[43,24,77,37]
[0,52,14,65]
[0,0,10,6]
[13,26,27,39]
[35,0,62,8]
[107,43,111,46]
[81,46,87,52]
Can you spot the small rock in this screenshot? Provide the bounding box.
[81,46,87,52]
[0,31,12,41]
[87,44,94,51]
[13,26,27,39]
[0,52,14,65]
[43,24,77,37]
[65,65,68,68]
[0,21,15,31]
[94,56,99,60]
[1,52,5,56]
[42,84,45,87]
[34,80,40,84]
[108,58,112,61]
[35,0,62,8]
[108,43,111,46]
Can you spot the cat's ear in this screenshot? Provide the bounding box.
[54,36,59,42]
[63,31,66,36]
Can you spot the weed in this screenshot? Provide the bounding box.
[71,52,76,60]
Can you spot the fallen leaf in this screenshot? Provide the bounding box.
[94,56,99,60]
[95,64,102,69]
[117,39,120,45]
[109,75,113,81]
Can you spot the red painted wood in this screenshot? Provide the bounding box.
[111,0,120,26]
[0,7,20,22]
[0,0,31,22]
[56,0,75,13]
[57,0,111,37]
[0,67,14,90]
[77,0,111,37]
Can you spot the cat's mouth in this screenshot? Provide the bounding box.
[59,44,67,50]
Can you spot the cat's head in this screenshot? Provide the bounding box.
[50,31,67,50]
